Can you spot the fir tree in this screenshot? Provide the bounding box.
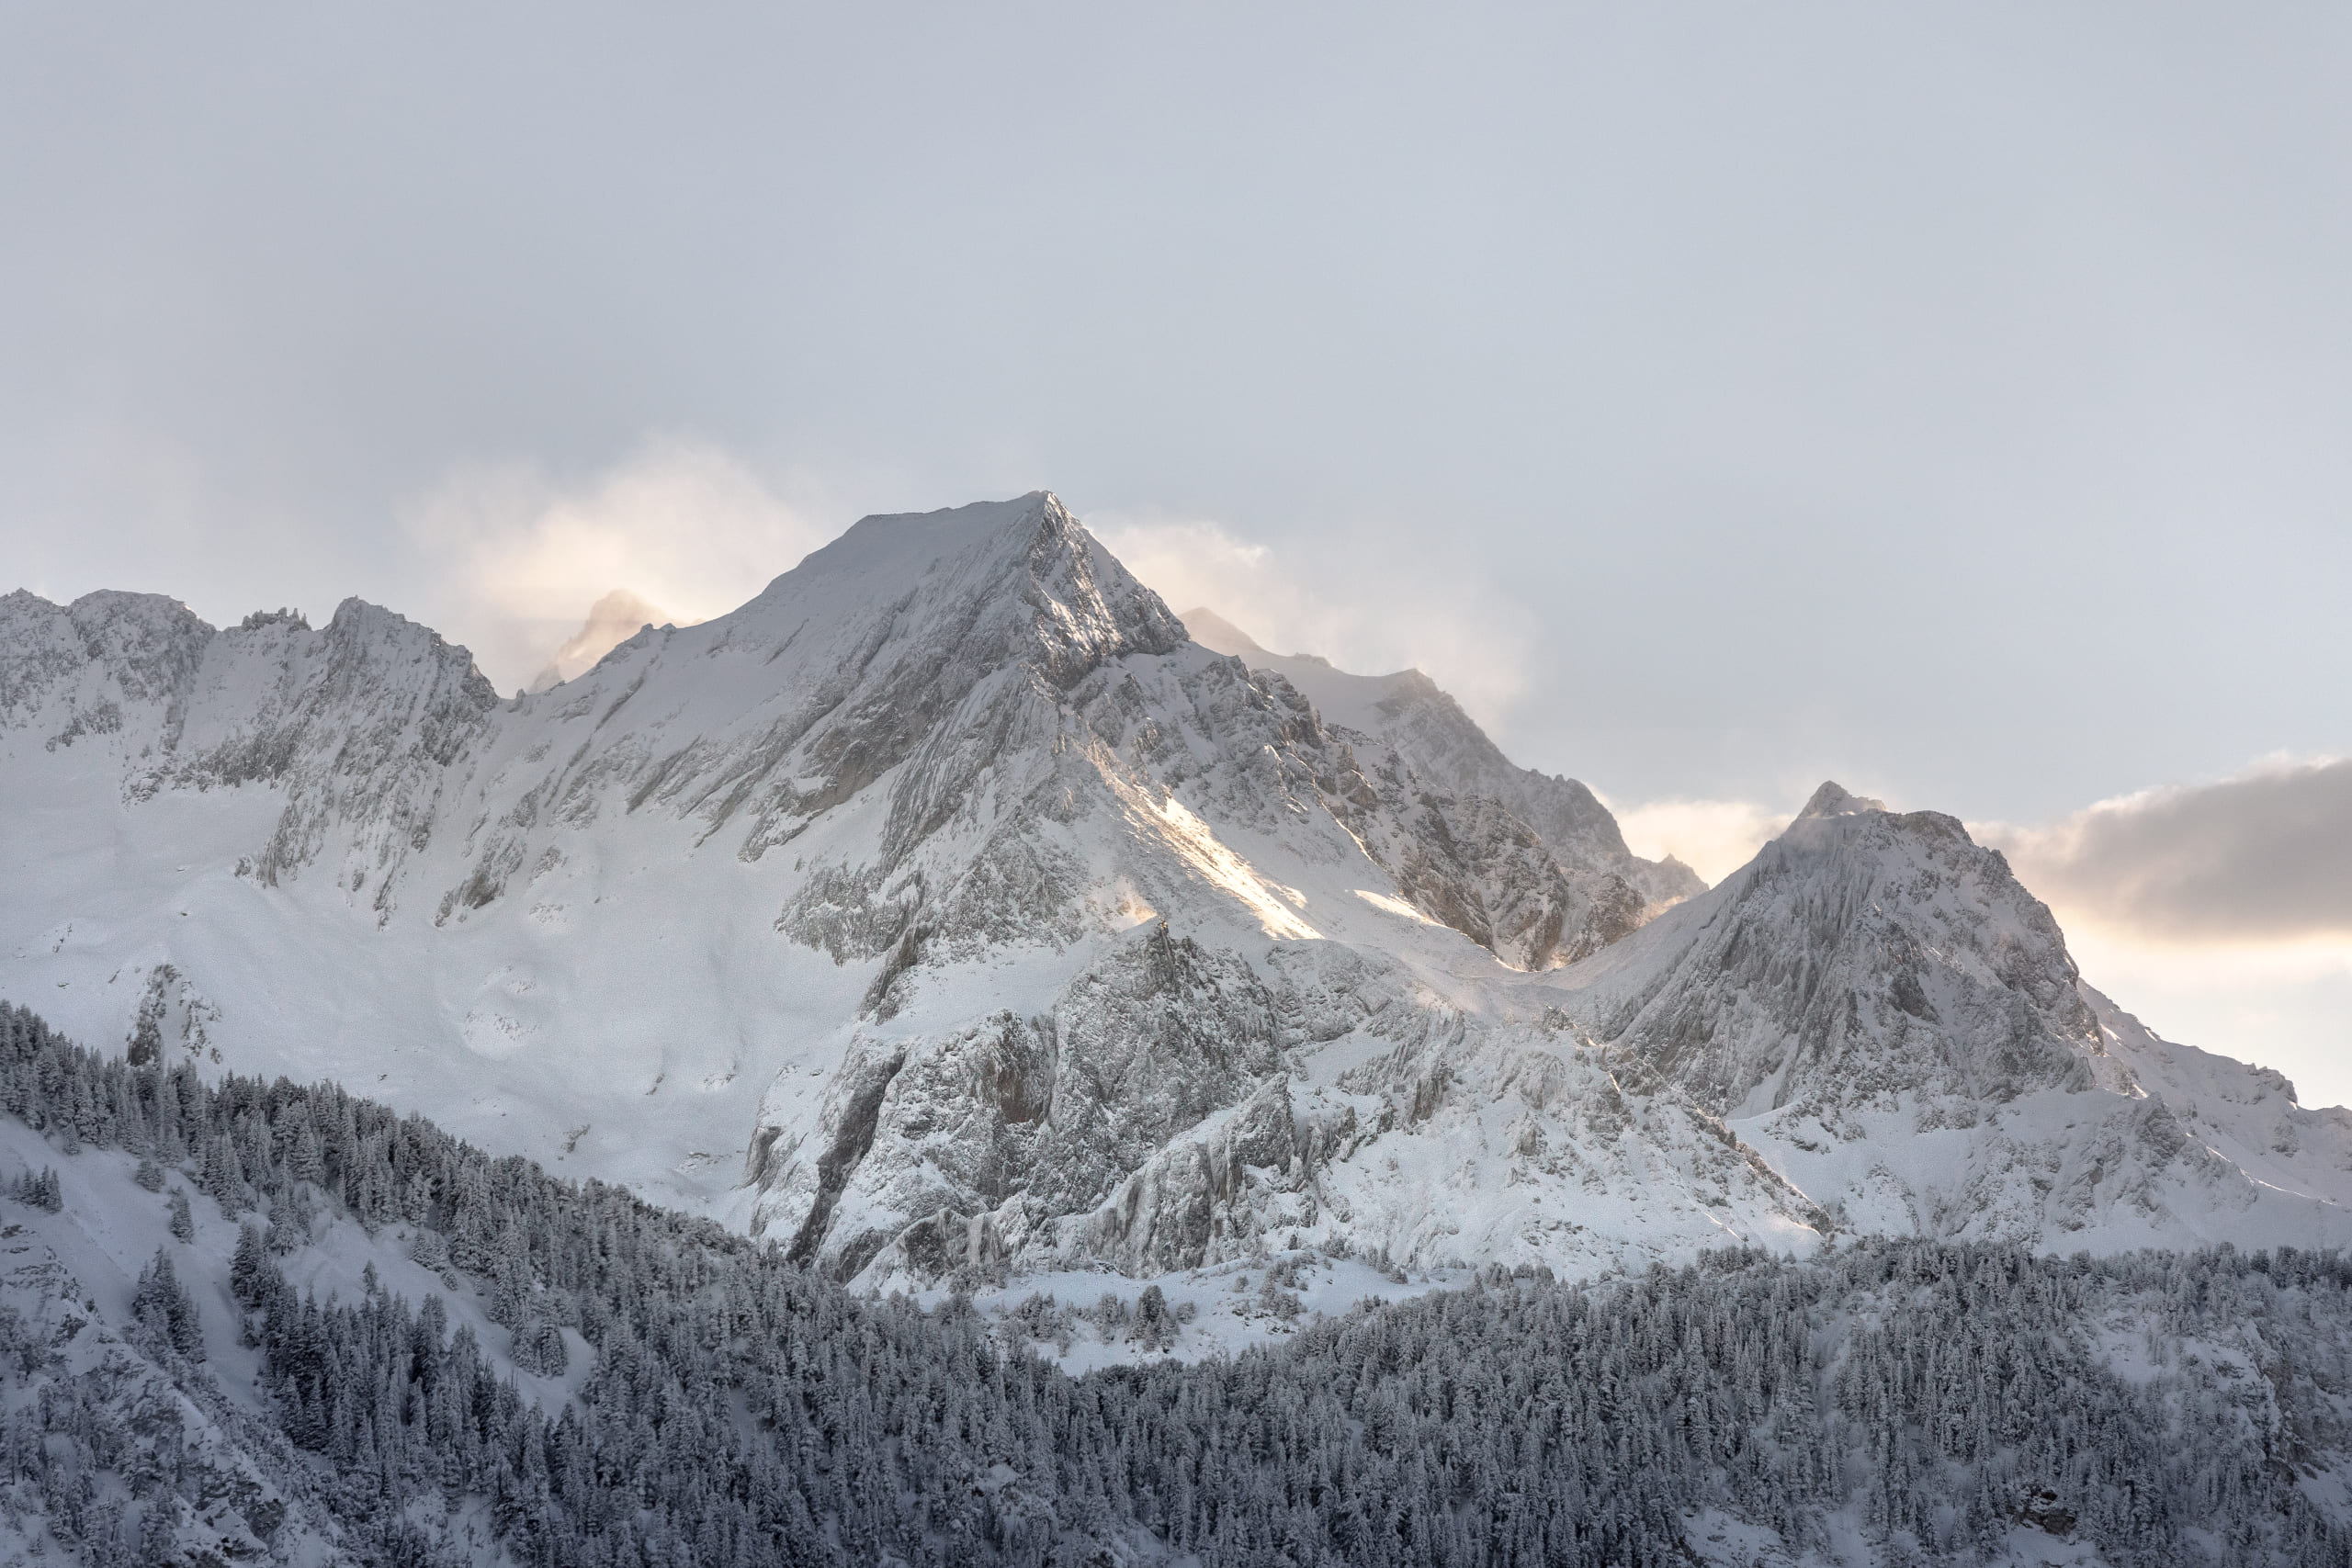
[131,1247,204,1361]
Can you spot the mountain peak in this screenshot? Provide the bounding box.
[1583,774,2099,1125]
[735,491,1182,681]
[769,491,1064,589]
[1797,780,1885,819]
[527,589,673,694]
[1176,605,1269,659]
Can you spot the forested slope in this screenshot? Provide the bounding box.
[3,999,2350,1567]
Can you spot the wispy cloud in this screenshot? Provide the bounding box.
[1087,512,1537,729]
[1607,796,1792,886]
[405,435,832,691]
[529,588,675,692]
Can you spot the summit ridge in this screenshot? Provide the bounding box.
[2,494,2346,1306]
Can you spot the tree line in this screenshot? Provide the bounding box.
[2,998,2349,1566]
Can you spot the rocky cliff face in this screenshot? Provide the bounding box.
[759,926,1295,1284]
[1581,781,2100,1119]
[1182,605,1703,917]
[4,494,2347,1302]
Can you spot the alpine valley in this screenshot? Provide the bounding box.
[6,492,2352,1565]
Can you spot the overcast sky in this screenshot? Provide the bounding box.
[5,6,2349,1094]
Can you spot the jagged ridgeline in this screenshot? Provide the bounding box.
[5,1005,2352,1567]
[12,494,2352,1296]
[0,491,1724,1285]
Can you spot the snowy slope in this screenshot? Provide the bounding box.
[2,494,2346,1302]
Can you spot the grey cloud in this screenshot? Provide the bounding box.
[6,9,2352,817]
[1986,761,2352,942]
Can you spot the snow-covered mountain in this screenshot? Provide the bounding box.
[5,491,2347,1300]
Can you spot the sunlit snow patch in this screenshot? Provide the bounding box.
[1350,887,1442,926]
[1126,787,1319,941]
